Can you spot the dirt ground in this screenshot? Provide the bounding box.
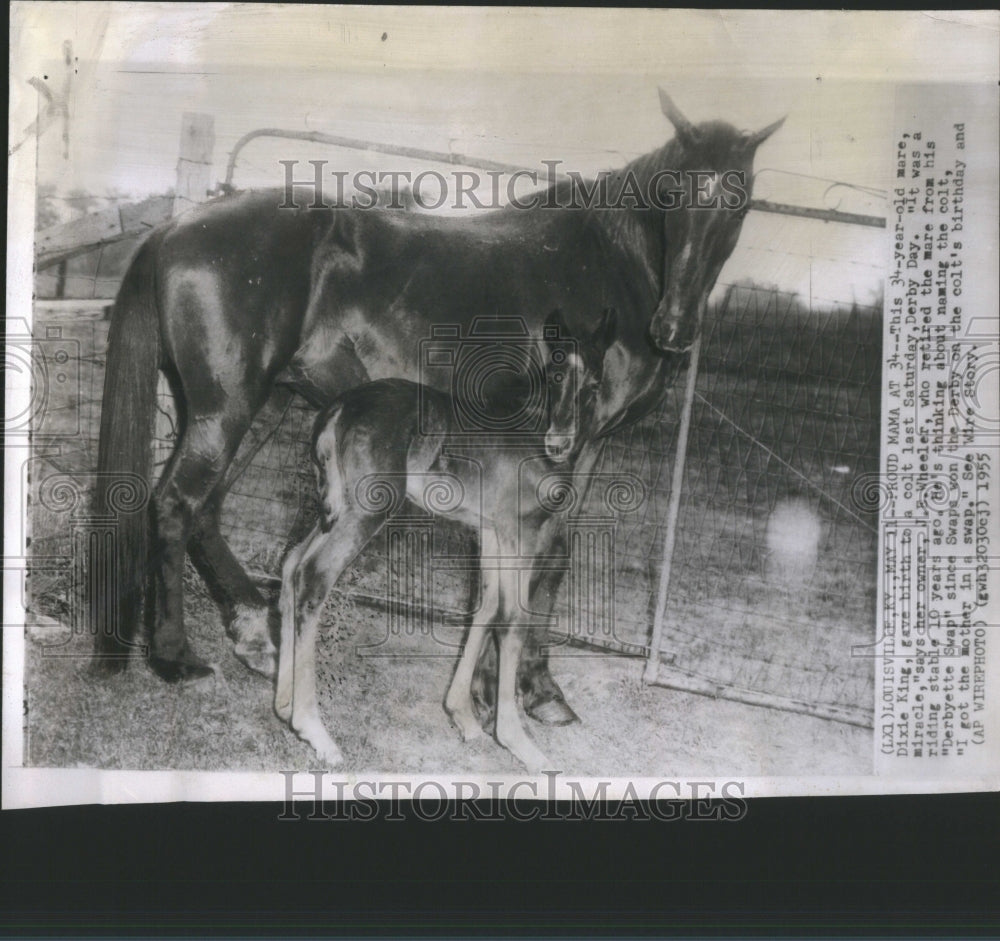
[23,574,871,777]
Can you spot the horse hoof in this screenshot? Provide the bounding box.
[448,710,484,743]
[274,689,293,722]
[87,656,129,678]
[521,754,550,775]
[149,655,214,683]
[297,727,344,768]
[526,695,579,726]
[316,744,344,768]
[234,639,277,680]
[229,606,277,678]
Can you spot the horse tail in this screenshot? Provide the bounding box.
[91,232,164,668]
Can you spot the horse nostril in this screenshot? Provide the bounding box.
[546,438,572,463]
[653,318,675,343]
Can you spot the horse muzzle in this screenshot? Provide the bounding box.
[545,433,574,464]
[649,300,697,354]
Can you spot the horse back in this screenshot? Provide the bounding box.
[154,191,333,387]
[293,201,661,394]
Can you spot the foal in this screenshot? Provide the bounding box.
[274,312,615,770]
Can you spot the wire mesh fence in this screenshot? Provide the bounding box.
[634,284,880,725]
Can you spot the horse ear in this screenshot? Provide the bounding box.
[658,89,699,146]
[744,115,786,151]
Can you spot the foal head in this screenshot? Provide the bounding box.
[543,309,617,464]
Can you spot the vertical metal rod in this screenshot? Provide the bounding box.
[644,333,703,684]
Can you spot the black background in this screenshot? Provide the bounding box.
[2,793,997,936]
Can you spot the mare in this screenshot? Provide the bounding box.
[275,312,613,769]
[93,91,783,727]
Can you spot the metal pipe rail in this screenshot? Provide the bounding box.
[222,127,887,229]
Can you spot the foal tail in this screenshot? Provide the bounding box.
[91,233,164,670]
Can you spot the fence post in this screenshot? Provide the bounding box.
[173,113,216,216]
[644,333,702,685]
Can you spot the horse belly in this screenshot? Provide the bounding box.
[280,329,370,404]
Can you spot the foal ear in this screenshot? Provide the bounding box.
[594,307,618,350]
[543,308,569,341]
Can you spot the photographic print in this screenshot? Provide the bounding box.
[5,5,998,808]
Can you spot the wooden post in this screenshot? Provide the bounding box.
[173,112,215,216]
[644,333,702,685]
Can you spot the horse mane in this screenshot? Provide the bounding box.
[563,136,687,290]
[588,138,681,263]
[544,120,747,292]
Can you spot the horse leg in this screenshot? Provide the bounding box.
[274,524,315,722]
[495,567,549,772]
[188,489,276,678]
[445,529,500,742]
[517,439,603,725]
[288,509,383,766]
[513,513,579,726]
[148,411,252,681]
[188,390,301,678]
[470,543,578,728]
[469,520,578,728]
[284,526,342,766]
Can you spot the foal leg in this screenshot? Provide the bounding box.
[495,570,549,773]
[445,530,501,742]
[517,439,603,724]
[287,510,383,766]
[469,525,578,728]
[514,514,579,726]
[274,525,315,722]
[189,489,276,678]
